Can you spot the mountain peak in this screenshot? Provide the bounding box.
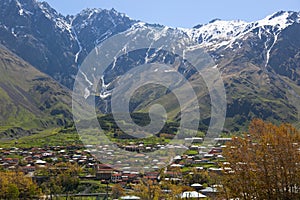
[209,18,222,23]
[268,10,300,21]
[269,10,288,20]
[76,7,130,20]
[255,10,298,31]
[79,8,103,15]
[193,24,203,29]
[179,10,300,51]
[181,19,248,48]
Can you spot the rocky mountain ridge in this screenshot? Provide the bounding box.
[1,0,300,131]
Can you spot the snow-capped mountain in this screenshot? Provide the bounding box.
[1,0,300,130]
[0,0,136,88]
[1,0,299,86]
[180,11,299,50]
[0,0,78,87]
[69,8,137,65]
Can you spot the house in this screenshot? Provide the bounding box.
[22,166,36,174]
[96,164,114,180]
[209,147,222,154]
[122,172,140,183]
[200,186,219,198]
[214,138,232,145]
[2,158,19,167]
[111,173,122,183]
[35,160,47,167]
[164,170,182,182]
[208,167,223,174]
[170,163,184,168]
[96,169,113,180]
[180,191,207,199]
[120,195,141,200]
[144,171,159,181]
[184,137,204,144]
[191,183,203,190]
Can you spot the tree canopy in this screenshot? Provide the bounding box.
[0,171,41,199]
[221,119,300,200]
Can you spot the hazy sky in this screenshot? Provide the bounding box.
[43,0,300,28]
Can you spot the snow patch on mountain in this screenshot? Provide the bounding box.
[11,28,17,37]
[100,76,112,99]
[15,0,24,15]
[70,17,82,65]
[79,70,93,86]
[256,11,296,67]
[258,11,293,30]
[180,11,299,51]
[14,0,34,16]
[181,19,248,47]
[37,2,72,32]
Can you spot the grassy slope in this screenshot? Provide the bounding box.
[0,47,73,139]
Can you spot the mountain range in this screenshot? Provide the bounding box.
[0,0,300,137]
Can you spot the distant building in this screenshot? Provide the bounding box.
[96,170,113,180]
[214,138,232,145]
[184,137,203,144]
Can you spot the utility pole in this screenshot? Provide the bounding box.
[104,180,109,200]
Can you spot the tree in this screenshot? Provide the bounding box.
[182,168,210,185]
[0,171,41,199]
[134,179,162,200]
[37,162,82,199]
[6,183,19,199]
[134,178,194,200]
[111,184,125,199]
[162,182,194,200]
[221,119,300,200]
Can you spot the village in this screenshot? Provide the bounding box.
[0,137,232,199]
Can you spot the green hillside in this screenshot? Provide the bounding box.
[0,47,73,139]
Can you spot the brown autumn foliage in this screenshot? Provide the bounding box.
[0,171,41,199]
[111,183,125,199]
[221,119,300,200]
[134,179,162,200]
[133,177,195,200]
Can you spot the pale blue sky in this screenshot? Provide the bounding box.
[43,0,300,28]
